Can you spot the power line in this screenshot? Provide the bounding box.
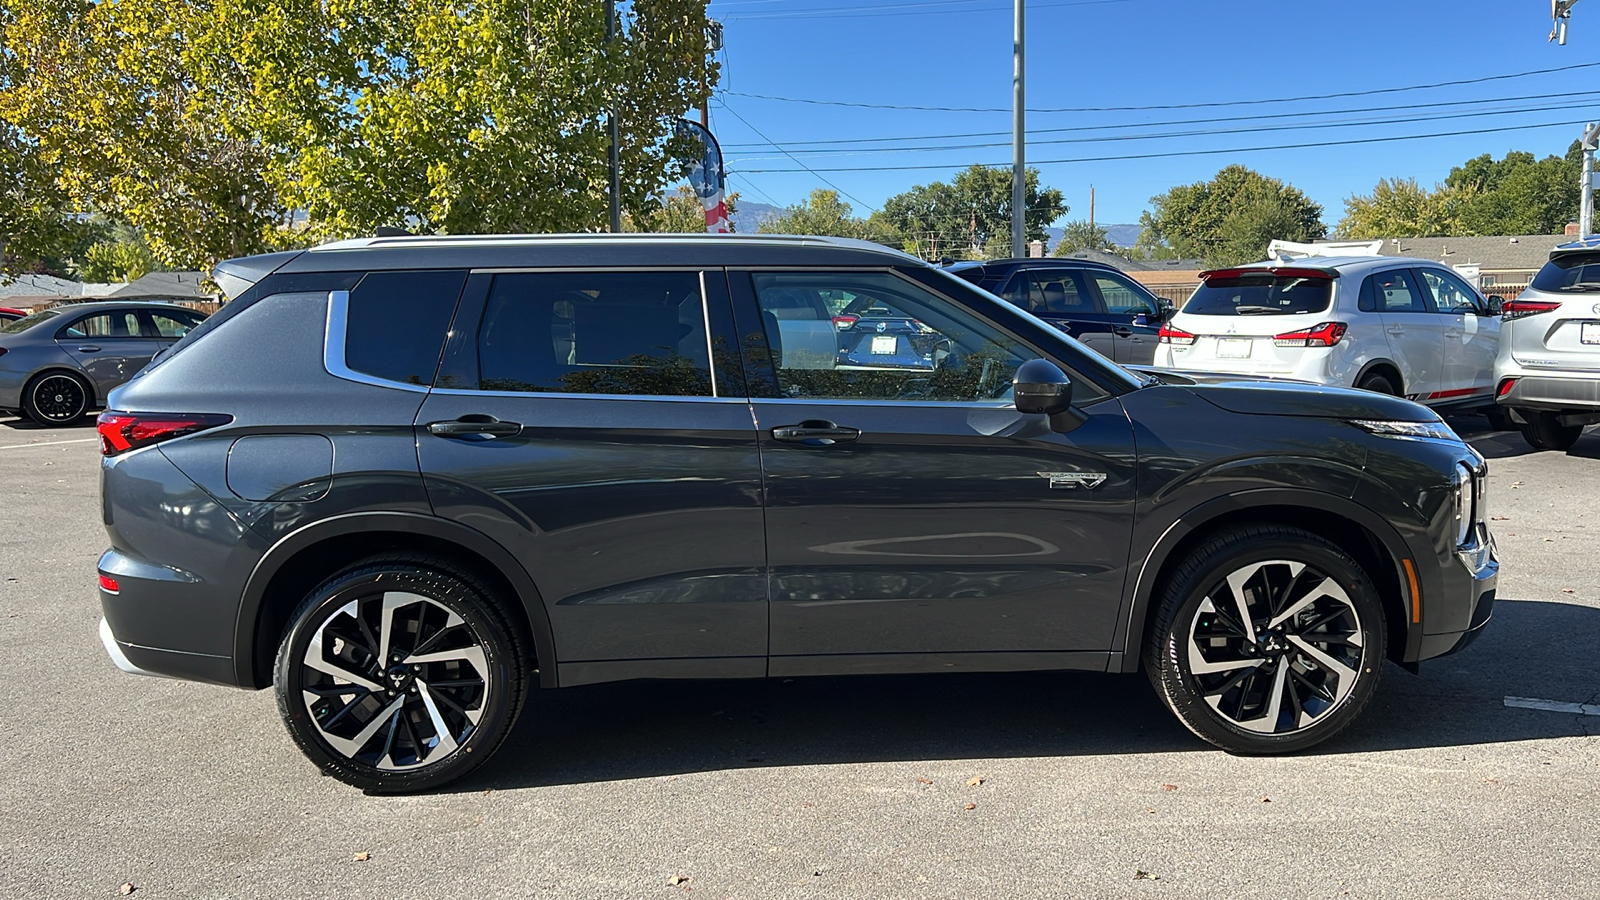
[717,103,880,211]
[722,60,1600,113]
[718,0,1127,20]
[732,118,1585,173]
[716,88,1600,149]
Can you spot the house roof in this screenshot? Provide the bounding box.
[0,274,82,298]
[1316,235,1569,272]
[112,271,212,298]
[1050,248,1207,273]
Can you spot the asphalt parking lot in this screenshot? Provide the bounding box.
[1,414,1596,900]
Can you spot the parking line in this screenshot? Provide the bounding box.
[1504,696,1600,716]
[0,438,99,451]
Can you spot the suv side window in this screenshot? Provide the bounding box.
[475,270,715,397]
[1015,270,1100,316]
[1369,269,1431,313]
[344,270,467,386]
[751,270,1031,403]
[1417,268,1485,314]
[1088,271,1158,316]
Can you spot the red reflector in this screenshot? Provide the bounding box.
[98,411,232,456]
[1498,377,1518,398]
[99,574,119,593]
[832,315,858,331]
[1273,322,1348,348]
[1158,322,1196,345]
[1500,299,1561,319]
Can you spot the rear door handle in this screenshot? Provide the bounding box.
[772,420,861,446]
[77,345,100,352]
[1113,326,1134,338]
[427,415,523,438]
[1386,326,1404,335]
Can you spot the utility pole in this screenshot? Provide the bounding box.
[1011,0,1025,259]
[1582,122,1600,237]
[606,0,622,233]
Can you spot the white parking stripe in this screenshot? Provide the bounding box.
[0,438,98,451]
[1504,696,1600,716]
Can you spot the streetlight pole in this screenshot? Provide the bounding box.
[607,0,622,233]
[1582,122,1600,238]
[1011,0,1025,258]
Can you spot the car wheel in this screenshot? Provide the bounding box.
[1356,372,1398,396]
[1145,524,1386,754]
[1516,410,1583,451]
[273,555,528,793]
[22,371,91,424]
[1484,405,1514,432]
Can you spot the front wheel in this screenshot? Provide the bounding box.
[273,556,528,792]
[1516,410,1582,451]
[1145,525,1387,754]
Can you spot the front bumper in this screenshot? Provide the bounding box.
[1415,526,1498,661]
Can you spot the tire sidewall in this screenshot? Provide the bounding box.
[1357,373,1397,396]
[273,564,520,793]
[1156,533,1387,754]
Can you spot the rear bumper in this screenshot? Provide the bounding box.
[98,548,241,686]
[1497,373,1600,411]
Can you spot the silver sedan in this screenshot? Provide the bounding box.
[0,301,207,424]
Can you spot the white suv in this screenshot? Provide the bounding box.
[1153,256,1503,413]
[1494,238,1600,450]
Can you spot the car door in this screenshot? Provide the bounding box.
[55,309,158,397]
[1005,268,1117,359]
[417,268,768,683]
[1084,270,1164,364]
[1416,267,1499,402]
[1369,269,1443,400]
[730,267,1137,675]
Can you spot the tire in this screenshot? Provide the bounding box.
[1144,524,1387,755]
[1516,410,1582,451]
[1356,372,1398,396]
[22,371,91,424]
[1484,405,1514,432]
[273,555,529,793]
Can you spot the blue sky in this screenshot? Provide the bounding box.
[702,0,1596,229]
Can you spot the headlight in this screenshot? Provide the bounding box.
[1350,419,1462,442]
[1454,463,1475,547]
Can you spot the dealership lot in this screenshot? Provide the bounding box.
[1,415,1595,899]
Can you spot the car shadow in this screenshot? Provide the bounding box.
[456,598,1597,791]
[0,415,92,430]
[1448,414,1600,461]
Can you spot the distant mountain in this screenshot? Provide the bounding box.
[730,200,783,234]
[1044,223,1142,250]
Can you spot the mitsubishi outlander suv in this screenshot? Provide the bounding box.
[1494,238,1600,451]
[96,234,1497,792]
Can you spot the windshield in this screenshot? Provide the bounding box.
[0,309,60,334]
[1531,252,1600,292]
[1183,275,1333,316]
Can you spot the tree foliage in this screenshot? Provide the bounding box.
[1051,219,1112,256]
[876,165,1066,260]
[1443,145,1581,235]
[757,189,897,244]
[625,185,738,233]
[1138,165,1325,267]
[1336,178,1463,239]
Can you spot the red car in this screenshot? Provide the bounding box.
[0,307,26,322]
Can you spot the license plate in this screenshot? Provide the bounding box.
[1216,337,1253,359]
[870,335,898,355]
[1583,323,1600,345]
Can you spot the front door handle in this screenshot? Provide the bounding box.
[772,420,861,446]
[1113,326,1134,338]
[76,345,100,352]
[1386,326,1405,335]
[427,415,523,438]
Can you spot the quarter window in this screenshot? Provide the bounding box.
[345,270,468,386]
[476,271,715,397]
[753,271,1030,403]
[1017,271,1099,315]
[145,311,200,338]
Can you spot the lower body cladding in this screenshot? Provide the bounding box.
[1498,373,1600,426]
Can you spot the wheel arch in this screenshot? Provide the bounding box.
[24,365,98,408]
[1354,359,1404,394]
[1118,489,1417,673]
[236,512,558,691]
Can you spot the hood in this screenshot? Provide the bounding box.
[1129,367,1438,421]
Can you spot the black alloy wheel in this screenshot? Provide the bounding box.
[23,372,90,424]
[274,556,528,792]
[1146,525,1386,754]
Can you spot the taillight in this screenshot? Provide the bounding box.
[1501,299,1562,320]
[97,411,232,456]
[1498,377,1518,398]
[832,315,858,331]
[1273,322,1347,347]
[1158,323,1195,345]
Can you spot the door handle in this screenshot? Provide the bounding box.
[1444,330,1462,339]
[76,345,100,352]
[427,415,523,438]
[772,420,861,446]
[1113,326,1134,338]
[1385,326,1404,335]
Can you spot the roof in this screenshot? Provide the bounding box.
[1233,255,1441,277]
[0,274,82,298]
[1315,235,1570,272]
[112,271,212,299]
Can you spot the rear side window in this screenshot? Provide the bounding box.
[1530,252,1600,292]
[476,271,713,397]
[1183,273,1333,316]
[345,270,467,386]
[60,311,140,338]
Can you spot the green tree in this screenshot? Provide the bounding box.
[876,165,1066,260]
[1051,219,1112,256]
[625,186,739,233]
[1443,144,1581,235]
[1337,178,1464,239]
[75,225,165,283]
[1138,165,1325,267]
[758,188,897,244]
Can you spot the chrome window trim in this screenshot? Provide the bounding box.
[324,289,430,393]
[428,387,748,403]
[699,269,719,398]
[467,266,713,275]
[751,397,1014,409]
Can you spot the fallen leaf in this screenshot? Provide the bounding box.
[1133,870,1159,881]
[1511,481,1523,489]
[966,776,984,787]
[1491,516,1510,521]
[1260,795,1272,803]
[352,852,370,862]
[1562,588,1576,593]
[668,875,690,886]
[1484,778,1500,784]
[118,884,135,896]
[915,777,933,785]
[1160,784,1178,791]
[963,802,976,810]
[1545,538,1555,542]
[1144,807,1156,814]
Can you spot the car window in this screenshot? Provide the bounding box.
[1369,270,1430,313]
[475,271,713,397]
[1018,271,1101,316]
[1417,269,1484,314]
[144,311,201,338]
[59,311,139,338]
[344,270,467,386]
[0,309,59,334]
[753,271,1030,403]
[1184,272,1334,316]
[1530,251,1600,292]
[1089,272,1158,316]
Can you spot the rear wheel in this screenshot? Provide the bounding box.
[1145,525,1386,754]
[1356,372,1398,396]
[1484,405,1514,432]
[22,371,90,424]
[273,556,528,792]
[1517,410,1583,451]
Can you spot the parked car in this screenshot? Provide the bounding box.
[0,306,27,322]
[944,257,1174,364]
[1494,237,1600,450]
[97,234,1495,792]
[0,301,206,423]
[1153,257,1504,415]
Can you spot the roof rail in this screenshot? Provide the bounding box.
[1266,239,1383,261]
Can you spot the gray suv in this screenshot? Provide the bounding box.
[97,234,1497,792]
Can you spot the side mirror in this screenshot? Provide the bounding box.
[1485,295,1505,316]
[1014,359,1085,432]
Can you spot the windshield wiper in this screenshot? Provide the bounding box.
[1557,282,1600,291]
[1234,305,1282,314]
